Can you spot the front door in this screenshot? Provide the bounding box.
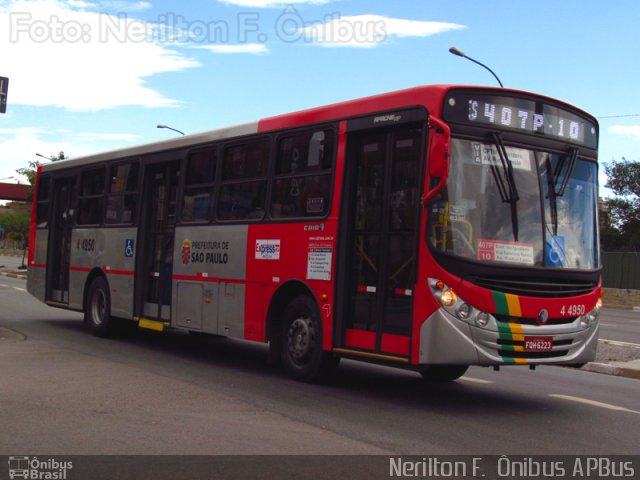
[46,176,76,304]
[339,123,424,357]
[136,161,180,321]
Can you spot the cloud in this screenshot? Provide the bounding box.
[609,125,640,141]
[96,1,152,12]
[0,127,140,182]
[0,0,200,110]
[219,0,330,8]
[299,14,466,48]
[195,43,269,55]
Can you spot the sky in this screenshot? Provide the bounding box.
[1,0,639,192]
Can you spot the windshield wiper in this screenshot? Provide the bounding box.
[554,147,578,197]
[546,147,579,236]
[489,132,520,240]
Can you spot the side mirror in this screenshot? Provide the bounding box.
[422,117,451,205]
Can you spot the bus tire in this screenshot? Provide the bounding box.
[280,295,338,382]
[419,365,468,382]
[84,276,116,338]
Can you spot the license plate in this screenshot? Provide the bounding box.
[524,336,553,352]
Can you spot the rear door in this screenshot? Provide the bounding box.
[46,176,76,304]
[135,161,180,321]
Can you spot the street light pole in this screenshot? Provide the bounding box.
[157,124,185,136]
[449,46,504,88]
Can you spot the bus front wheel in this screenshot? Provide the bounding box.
[280,295,338,382]
[419,365,468,382]
[85,276,116,337]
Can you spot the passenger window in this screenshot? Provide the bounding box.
[271,129,334,218]
[36,176,50,228]
[106,162,139,224]
[217,140,268,221]
[78,167,105,225]
[183,148,216,222]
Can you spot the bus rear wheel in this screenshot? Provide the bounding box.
[84,276,116,337]
[280,295,338,382]
[419,365,468,382]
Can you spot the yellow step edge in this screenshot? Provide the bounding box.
[333,348,409,363]
[137,318,169,332]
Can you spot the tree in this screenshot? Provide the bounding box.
[604,158,640,251]
[15,152,67,201]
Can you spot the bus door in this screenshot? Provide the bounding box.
[338,120,425,359]
[46,176,76,305]
[136,161,180,321]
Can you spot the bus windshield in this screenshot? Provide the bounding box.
[430,138,598,270]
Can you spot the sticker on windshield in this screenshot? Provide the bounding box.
[471,143,532,171]
[478,239,534,265]
[546,235,567,267]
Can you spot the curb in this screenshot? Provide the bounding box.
[582,362,640,380]
[0,271,27,279]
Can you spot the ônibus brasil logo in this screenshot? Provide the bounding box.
[8,456,73,479]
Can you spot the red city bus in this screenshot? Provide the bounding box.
[27,85,602,382]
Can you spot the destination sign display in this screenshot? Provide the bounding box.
[443,91,598,149]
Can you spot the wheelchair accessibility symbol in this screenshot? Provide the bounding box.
[125,239,135,258]
[546,235,566,267]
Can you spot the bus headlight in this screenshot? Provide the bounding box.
[429,278,492,328]
[440,289,458,307]
[476,312,490,328]
[456,303,472,320]
[580,300,602,329]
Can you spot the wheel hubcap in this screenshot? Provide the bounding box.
[288,315,315,364]
[91,290,105,326]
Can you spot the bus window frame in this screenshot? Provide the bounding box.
[77,166,107,227]
[269,126,337,222]
[104,159,141,227]
[180,145,219,225]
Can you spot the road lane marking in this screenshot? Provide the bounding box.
[460,376,494,384]
[549,394,640,415]
[13,287,26,292]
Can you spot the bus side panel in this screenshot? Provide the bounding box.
[245,221,338,347]
[102,227,137,319]
[69,227,137,318]
[173,225,248,337]
[27,228,48,302]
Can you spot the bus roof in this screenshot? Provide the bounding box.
[39,84,594,173]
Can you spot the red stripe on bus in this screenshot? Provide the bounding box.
[172,274,245,284]
[70,267,92,272]
[102,268,134,276]
[30,263,47,269]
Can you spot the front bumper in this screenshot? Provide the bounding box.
[418,307,599,366]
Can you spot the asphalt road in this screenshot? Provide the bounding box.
[599,307,640,344]
[1,275,639,459]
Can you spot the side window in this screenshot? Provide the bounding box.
[106,162,139,224]
[78,167,105,225]
[182,148,216,222]
[36,176,50,228]
[217,139,268,221]
[271,129,334,219]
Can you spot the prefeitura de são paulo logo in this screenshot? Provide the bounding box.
[182,239,192,265]
[8,456,73,479]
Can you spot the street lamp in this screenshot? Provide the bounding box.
[35,153,53,160]
[0,176,14,181]
[449,46,504,88]
[157,124,185,136]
